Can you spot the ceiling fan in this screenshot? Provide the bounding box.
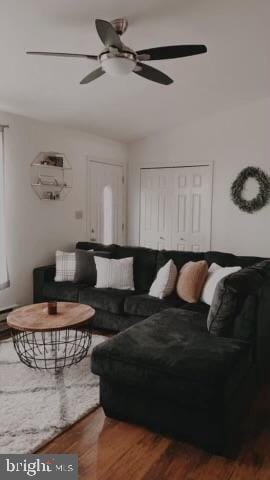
[26,18,207,86]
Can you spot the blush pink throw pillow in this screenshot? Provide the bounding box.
[176,260,208,303]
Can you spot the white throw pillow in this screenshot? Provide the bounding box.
[149,260,177,299]
[95,256,134,290]
[55,251,76,282]
[201,263,241,305]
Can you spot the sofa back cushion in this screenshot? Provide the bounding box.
[232,294,258,341]
[207,277,240,337]
[207,260,270,339]
[205,251,266,268]
[73,249,111,285]
[114,246,158,293]
[76,242,117,256]
[157,250,205,273]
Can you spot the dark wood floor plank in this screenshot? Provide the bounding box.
[38,408,104,454]
[98,433,170,480]
[142,442,206,480]
[187,453,235,480]
[79,418,154,480]
[38,393,270,480]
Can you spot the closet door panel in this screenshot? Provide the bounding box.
[140,169,172,250]
[140,166,211,252]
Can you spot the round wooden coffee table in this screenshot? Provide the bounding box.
[7,302,95,371]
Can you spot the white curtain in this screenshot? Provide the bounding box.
[0,127,9,290]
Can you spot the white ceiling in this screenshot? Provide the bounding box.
[0,0,269,142]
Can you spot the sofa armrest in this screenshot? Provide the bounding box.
[33,265,56,303]
[257,277,270,385]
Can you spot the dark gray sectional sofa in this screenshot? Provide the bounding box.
[34,241,264,332]
[33,242,270,456]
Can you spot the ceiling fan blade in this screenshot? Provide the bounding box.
[137,45,207,61]
[134,62,173,85]
[26,51,98,60]
[95,19,122,49]
[80,67,105,84]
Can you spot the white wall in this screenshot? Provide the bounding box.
[128,97,270,258]
[0,111,127,308]
[2,96,269,308]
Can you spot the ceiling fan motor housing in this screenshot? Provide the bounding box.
[111,18,128,36]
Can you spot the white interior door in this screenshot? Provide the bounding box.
[140,169,172,250]
[88,161,125,245]
[170,166,212,251]
[140,166,212,251]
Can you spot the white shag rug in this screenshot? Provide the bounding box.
[0,334,106,454]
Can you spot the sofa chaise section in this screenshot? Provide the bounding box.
[91,256,270,456]
[92,309,254,456]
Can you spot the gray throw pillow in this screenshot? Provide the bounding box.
[207,277,239,336]
[73,250,110,285]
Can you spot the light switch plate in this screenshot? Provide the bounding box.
[75,210,83,220]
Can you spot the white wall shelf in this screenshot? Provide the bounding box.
[30,152,72,201]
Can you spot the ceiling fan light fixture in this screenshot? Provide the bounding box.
[100,54,136,76]
[26,17,207,86]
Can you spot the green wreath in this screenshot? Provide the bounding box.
[231,166,270,213]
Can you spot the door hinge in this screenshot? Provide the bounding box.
[122,176,125,184]
[122,223,125,231]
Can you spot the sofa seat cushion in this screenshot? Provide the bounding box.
[91,309,143,332]
[92,309,252,409]
[180,302,210,315]
[79,287,134,315]
[124,294,186,317]
[42,281,85,302]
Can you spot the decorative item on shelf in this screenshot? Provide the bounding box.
[43,191,61,200]
[40,154,64,167]
[31,151,72,201]
[37,175,59,186]
[47,155,64,167]
[231,166,270,214]
[48,301,58,315]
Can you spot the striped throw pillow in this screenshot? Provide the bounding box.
[95,256,134,290]
[55,251,76,282]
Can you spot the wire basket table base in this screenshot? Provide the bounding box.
[11,328,92,371]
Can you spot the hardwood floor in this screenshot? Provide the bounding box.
[39,390,270,480]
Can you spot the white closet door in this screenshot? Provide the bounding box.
[171,166,212,251]
[140,166,212,252]
[88,161,125,245]
[140,169,172,250]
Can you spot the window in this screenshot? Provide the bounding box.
[0,126,9,290]
[103,185,113,245]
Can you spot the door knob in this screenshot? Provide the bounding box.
[160,236,165,240]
